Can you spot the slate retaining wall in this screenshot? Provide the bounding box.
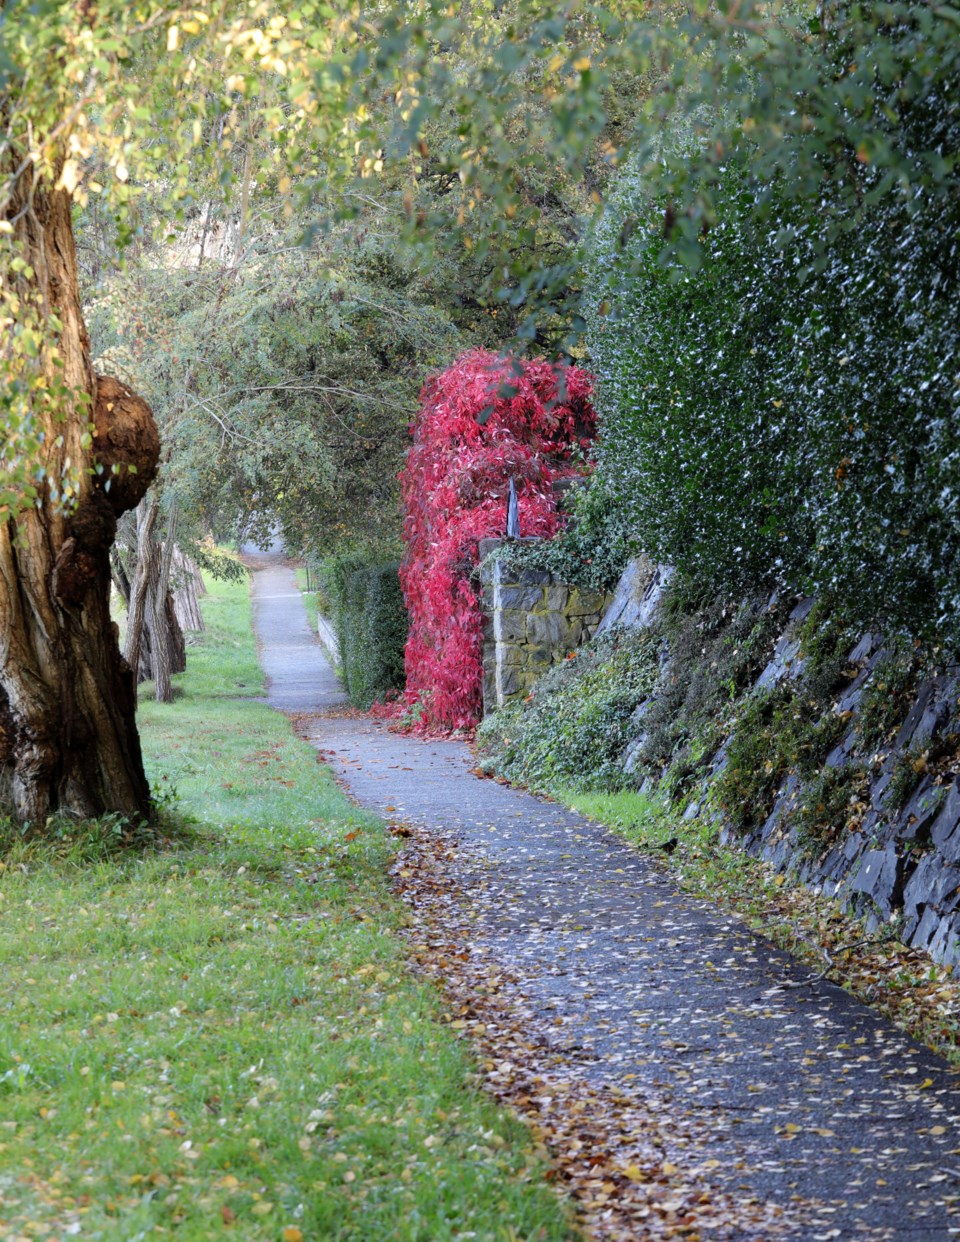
[606,559,960,968]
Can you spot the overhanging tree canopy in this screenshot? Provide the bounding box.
[3,0,956,824]
[0,0,626,823]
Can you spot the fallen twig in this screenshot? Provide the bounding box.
[775,934,889,990]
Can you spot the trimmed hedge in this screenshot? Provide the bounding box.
[319,557,408,710]
[587,10,960,647]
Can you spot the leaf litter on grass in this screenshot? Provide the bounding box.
[0,577,579,1242]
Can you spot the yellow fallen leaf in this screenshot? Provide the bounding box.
[282,1229,303,1242]
[623,1164,645,1182]
[218,1175,240,1189]
[251,1201,274,1216]
[930,1125,947,1136]
[661,1161,679,1175]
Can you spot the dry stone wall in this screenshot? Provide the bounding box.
[604,559,960,969]
[479,538,610,713]
[714,619,960,966]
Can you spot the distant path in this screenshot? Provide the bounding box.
[250,557,960,1241]
[245,549,345,714]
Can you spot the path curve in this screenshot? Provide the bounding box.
[251,558,960,1241]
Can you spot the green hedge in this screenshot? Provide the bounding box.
[587,10,960,647]
[318,556,408,709]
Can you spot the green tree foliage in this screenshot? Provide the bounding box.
[4,0,959,821]
[72,0,659,559]
[87,218,465,556]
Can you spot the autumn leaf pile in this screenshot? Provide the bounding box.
[398,348,595,732]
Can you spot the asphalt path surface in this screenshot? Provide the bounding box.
[249,555,960,1240]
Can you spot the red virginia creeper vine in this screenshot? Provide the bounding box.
[397,348,596,733]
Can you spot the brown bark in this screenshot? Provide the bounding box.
[0,165,160,825]
[110,547,131,607]
[171,550,205,632]
[151,502,179,703]
[148,576,172,703]
[122,497,159,692]
[123,502,188,699]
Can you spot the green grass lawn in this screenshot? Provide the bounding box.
[294,568,320,636]
[0,577,573,1241]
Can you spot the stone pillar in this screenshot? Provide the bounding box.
[479,539,611,715]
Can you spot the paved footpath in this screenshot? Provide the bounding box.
[250,556,960,1240]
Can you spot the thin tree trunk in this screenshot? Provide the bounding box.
[123,498,159,687]
[166,594,187,674]
[149,587,172,702]
[110,547,131,607]
[171,550,205,632]
[0,163,160,824]
[158,500,178,606]
[150,501,179,704]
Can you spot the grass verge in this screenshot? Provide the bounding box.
[294,567,320,636]
[0,576,573,1241]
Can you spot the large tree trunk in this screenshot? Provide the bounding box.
[0,169,160,825]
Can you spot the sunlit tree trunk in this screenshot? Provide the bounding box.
[0,167,160,825]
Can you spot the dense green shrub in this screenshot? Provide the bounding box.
[318,557,408,710]
[588,10,960,646]
[493,475,637,595]
[476,629,659,795]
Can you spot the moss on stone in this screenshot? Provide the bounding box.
[858,642,923,750]
[713,684,850,833]
[633,582,791,794]
[793,763,868,856]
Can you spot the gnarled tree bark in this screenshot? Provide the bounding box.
[0,167,160,825]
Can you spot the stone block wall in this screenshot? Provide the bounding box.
[479,539,610,713]
[603,558,960,970]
